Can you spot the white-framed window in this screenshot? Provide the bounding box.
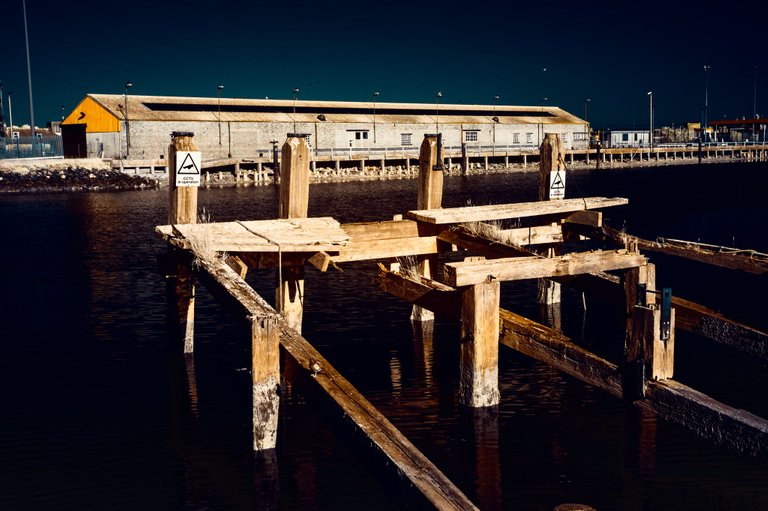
[401,133,412,146]
[562,134,568,144]
[348,129,369,141]
[573,132,586,141]
[465,131,478,142]
[11,131,20,140]
[513,133,519,144]
[526,133,533,144]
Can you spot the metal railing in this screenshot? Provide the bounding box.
[0,135,63,159]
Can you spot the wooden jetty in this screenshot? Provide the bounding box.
[156,131,768,508]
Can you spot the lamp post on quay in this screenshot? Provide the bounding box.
[124,81,132,158]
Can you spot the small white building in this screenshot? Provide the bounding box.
[601,129,651,149]
[62,94,589,160]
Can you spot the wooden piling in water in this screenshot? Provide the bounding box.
[537,133,564,305]
[251,313,280,450]
[278,134,310,333]
[168,132,199,353]
[411,134,443,323]
[459,280,501,407]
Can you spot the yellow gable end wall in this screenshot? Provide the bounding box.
[62,97,120,133]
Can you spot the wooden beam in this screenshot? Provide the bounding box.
[598,226,768,275]
[168,133,198,225]
[341,219,420,241]
[373,265,460,317]
[443,250,646,287]
[563,210,603,228]
[194,257,479,510]
[408,197,628,225]
[332,236,438,263]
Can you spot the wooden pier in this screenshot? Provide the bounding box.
[157,131,768,508]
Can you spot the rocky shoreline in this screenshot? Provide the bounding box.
[0,159,161,193]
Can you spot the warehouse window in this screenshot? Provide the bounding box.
[526,133,533,144]
[401,133,412,146]
[513,133,519,144]
[465,131,478,142]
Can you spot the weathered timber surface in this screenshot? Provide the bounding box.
[459,282,501,407]
[332,236,438,263]
[375,268,768,461]
[374,265,460,316]
[159,217,348,253]
[408,197,628,225]
[672,296,768,359]
[443,250,646,287]
[643,379,768,462]
[194,257,478,510]
[498,309,623,397]
[341,219,420,241]
[598,226,768,275]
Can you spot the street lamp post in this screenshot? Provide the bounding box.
[492,94,499,146]
[124,81,132,158]
[292,87,300,133]
[217,84,224,149]
[703,65,710,142]
[372,91,380,144]
[8,92,13,138]
[753,65,758,138]
[435,91,442,134]
[539,97,548,146]
[647,91,653,151]
[584,98,591,146]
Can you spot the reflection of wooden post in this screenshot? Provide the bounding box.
[537,133,564,305]
[168,132,198,353]
[251,314,280,451]
[472,408,501,510]
[277,134,309,333]
[459,280,501,407]
[411,134,444,323]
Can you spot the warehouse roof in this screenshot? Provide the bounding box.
[64,94,585,127]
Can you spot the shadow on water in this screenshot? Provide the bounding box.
[1,163,767,509]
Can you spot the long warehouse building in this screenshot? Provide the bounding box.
[61,94,589,161]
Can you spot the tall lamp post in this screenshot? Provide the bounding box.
[539,97,548,146]
[753,65,758,138]
[217,84,224,149]
[703,65,710,142]
[124,81,132,158]
[8,92,13,138]
[292,87,299,133]
[584,98,591,146]
[372,91,380,144]
[647,91,653,151]
[435,91,442,134]
[492,94,500,145]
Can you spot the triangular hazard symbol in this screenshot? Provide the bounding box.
[178,153,200,174]
[550,171,565,189]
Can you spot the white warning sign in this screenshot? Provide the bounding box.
[549,170,566,200]
[175,151,201,187]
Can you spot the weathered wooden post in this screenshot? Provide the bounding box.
[412,134,444,323]
[168,131,200,354]
[537,133,565,305]
[461,142,469,175]
[251,313,280,450]
[459,279,501,407]
[622,263,675,400]
[277,134,310,333]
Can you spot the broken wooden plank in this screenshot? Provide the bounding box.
[408,197,628,225]
[373,264,460,317]
[194,257,479,510]
[443,250,646,287]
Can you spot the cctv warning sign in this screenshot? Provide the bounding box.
[175,151,201,187]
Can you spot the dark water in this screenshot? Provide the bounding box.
[1,163,767,510]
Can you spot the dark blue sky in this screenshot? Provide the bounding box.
[3,0,765,130]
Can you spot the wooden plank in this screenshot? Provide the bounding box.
[341,219,420,241]
[563,210,602,228]
[332,236,439,263]
[443,250,646,287]
[194,257,479,510]
[408,197,628,225]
